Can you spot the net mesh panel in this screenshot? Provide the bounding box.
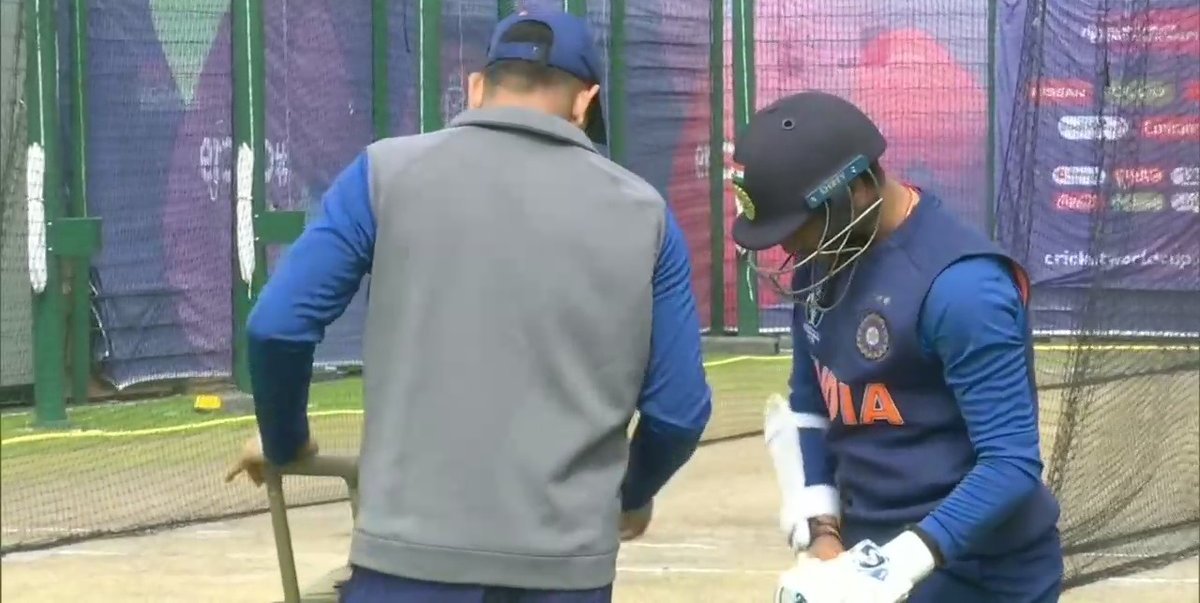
[586,0,610,160]
[264,0,374,370]
[1,0,33,390]
[649,0,714,330]
[390,0,421,137]
[997,0,1199,587]
[441,0,492,127]
[259,0,377,507]
[2,0,245,551]
[719,0,738,332]
[84,0,233,389]
[744,1,991,332]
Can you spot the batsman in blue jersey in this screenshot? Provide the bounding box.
[731,92,1063,602]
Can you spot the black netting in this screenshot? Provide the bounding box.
[1,0,33,390]
[996,0,1199,587]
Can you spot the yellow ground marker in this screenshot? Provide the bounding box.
[193,395,223,412]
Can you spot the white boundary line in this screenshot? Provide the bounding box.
[618,565,777,575]
[623,542,719,550]
[1106,576,1199,585]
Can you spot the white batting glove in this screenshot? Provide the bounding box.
[774,531,937,603]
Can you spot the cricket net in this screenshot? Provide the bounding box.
[994,0,1199,587]
[1,0,1196,595]
[0,0,34,391]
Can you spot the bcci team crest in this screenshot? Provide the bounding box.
[730,163,756,220]
[856,312,889,361]
[733,181,755,220]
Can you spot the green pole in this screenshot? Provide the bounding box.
[419,0,443,133]
[985,0,998,239]
[372,0,391,139]
[67,0,91,405]
[607,0,625,163]
[707,0,726,333]
[731,0,758,336]
[563,0,586,17]
[231,0,268,392]
[498,0,517,18]
[26,0,69,426]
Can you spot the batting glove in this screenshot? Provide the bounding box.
[774,531,937,603]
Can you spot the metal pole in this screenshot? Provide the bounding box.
[372,0,391,140]
[419,0,443,133]
[985,0,998,240]
[67,0,91,405]
[564,0,586,17]
[26,0,69,427]
[608,0,625,163]
[708,0,726,333]
[231,0,268,392]
[731,0,758,336]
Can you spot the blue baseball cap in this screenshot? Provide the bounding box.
[486,10,607,144]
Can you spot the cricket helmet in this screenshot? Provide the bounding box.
[730,91,888,306]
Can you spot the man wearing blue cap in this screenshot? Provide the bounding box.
[224,9,712,603]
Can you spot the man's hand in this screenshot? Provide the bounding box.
[779,535,933,602]
[224,434,319,487]
[808,533,845,561]
[619,500,653,541]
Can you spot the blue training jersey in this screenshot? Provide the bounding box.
[787,192,1059,562]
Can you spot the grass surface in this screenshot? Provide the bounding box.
[2,346,1195,554]
[0,378,364,438]
[7,345,1193,443]
[0,355,789,448]
[0,353,793,552]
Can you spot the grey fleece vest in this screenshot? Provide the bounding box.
[351,107,666,589]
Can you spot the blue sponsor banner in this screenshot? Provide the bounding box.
[995,1,1199,335]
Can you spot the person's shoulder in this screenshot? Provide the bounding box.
[584,154,668,210]
[938,255,1012,281]
[930,256,1022,312]
[365,130,458,166]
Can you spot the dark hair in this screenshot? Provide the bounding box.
[484,22,587,94]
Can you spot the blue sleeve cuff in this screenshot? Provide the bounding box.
[249,337,316,465]
[621,415,702,511]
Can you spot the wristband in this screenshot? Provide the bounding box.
[808,517,842,542]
